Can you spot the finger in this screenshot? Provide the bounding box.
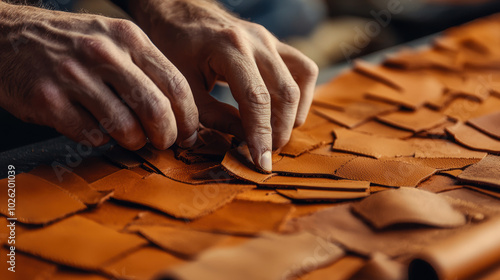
[30,81,110,146]
[210,52,273,172]
[276,43,319,127]
[254,47,300,149]
[59,59,147,150]
[130,41,200,148]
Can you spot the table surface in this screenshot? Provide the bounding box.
[0,34,435,178]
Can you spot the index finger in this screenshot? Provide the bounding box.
[211,53,273,173]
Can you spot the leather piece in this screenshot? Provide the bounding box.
[135,146,218,183]
[221,148,275,183]
[279,129,324,157]
[377,107,448,133]
[277,188,369,202]
[127,200,294,236]
[0,173,86,225]
[334,157,436,187]
[354,60,444,109]
[313,101,396,128]
[417,175,463,193]
[0,248,57,280]
[235,189,292,204]
[408,138,487,159]
[50,269,109,280]
[30,165,112,207]
[442,96,500,122]
[409,216,500,280]
[72,157,122,183]
[78,201,143,231]
[468,111,500,140]
[160,232,344,280]
[90,168,145,192]
[332,128,415,159]
[392,157,481,170]
[349,253,407,280]
[272,153,356,177]
[135,226,228,258]
[285,203,478,258]
[384,47,461,71]
[103,246,185,280]
[465,186,500,200]
[352,120,414,139]
[446,122,500,153]
[458,155,500,188]
[301,255,366,280]
[103,145,143,169]
[261,176,370,191]
[352,188,466,229]
[16,216,147,270]
[113,173,254,220]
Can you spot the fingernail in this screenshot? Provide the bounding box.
[179,131,198,148]
[259,151,272,173]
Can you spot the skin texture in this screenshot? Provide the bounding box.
[0,0,318,172]
[130,0,318,171]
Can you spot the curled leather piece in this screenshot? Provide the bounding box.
[352,188,466,229]
[446,122,500,153]
[409,216,500,280]
[377,107,448,133]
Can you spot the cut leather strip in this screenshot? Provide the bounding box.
[409,216,500,280]
[446,122,500,153]
[332,128,415,159]
[416,119,456,138]
[377,107,448,133]
[261,176,370,191]
[272,153,356,177]
[102,246,185,280]
[458,155,500,188]
[0,173,86,225]
[279,129,324,157]
[468,111,500,140]
[135,226,228,258]
[352,188,466,229]
[30,165,112,207]
[89,168,145,192]
[159,232,344,280]
[235,189,292,204]
[221,148,275,183]
[72,157,122,183]
[352,120,414,139]
[127,200,294,236]
[277,188,369,202]
[417,175,462,193]
[78,201,143,231]
[334,157,436,187]
[16,216,147,270]
[384,47,461,71]
[113,173,254,220]
[465,186,500,200]
[103,145,143,169]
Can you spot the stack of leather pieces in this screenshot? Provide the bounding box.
[2,14,500,280]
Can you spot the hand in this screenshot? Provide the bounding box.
[130,0,319,172]
[0,2,199,150]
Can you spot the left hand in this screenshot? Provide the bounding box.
[129,0,318,172]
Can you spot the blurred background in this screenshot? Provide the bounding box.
[2,0,500,151]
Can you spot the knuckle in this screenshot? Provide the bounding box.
[247,85,271,106]
[110,19,140,36]
[79,35,114,63]
[219,27,247,53]
[279,84,301,105]
[302,57,319,78]
[167,73,191,100]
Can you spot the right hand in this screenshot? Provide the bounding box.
[0,2,199,150]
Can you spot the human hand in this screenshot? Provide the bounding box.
[0,2,199,150]
[130,0,318,172]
